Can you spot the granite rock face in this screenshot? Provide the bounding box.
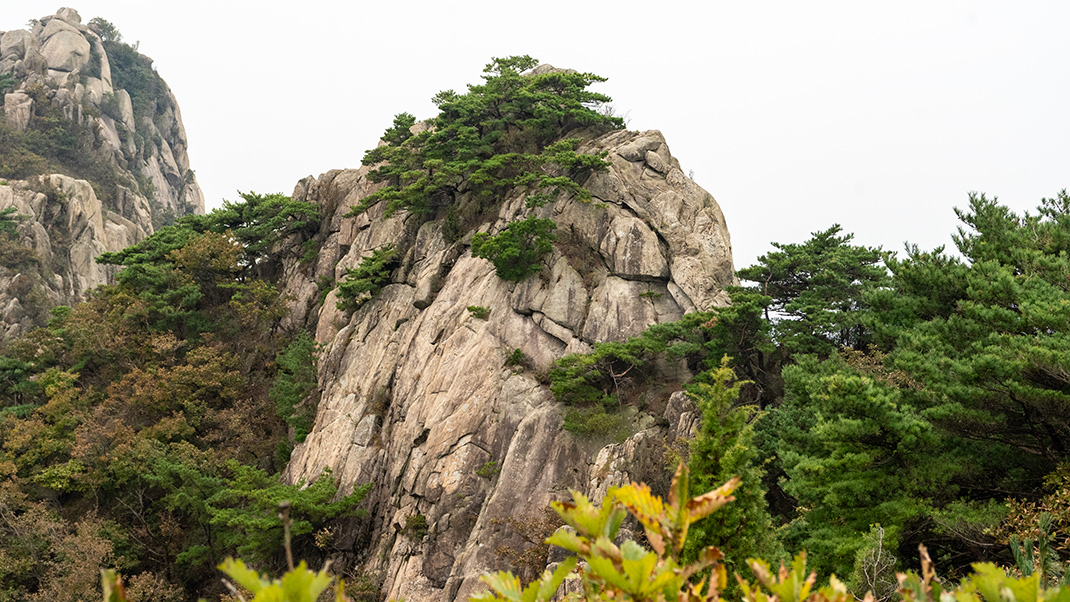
[0,8,203,339]
[0,175,152,339]
[279,127,735,602]
[0,8,203,219]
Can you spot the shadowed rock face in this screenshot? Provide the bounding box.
[279,129,736,602]
[0,8,203,339]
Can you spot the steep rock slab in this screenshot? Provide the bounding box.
[282,129,737,602]
[0,176,152,339]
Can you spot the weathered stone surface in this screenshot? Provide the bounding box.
[582,275,683,342]
[17,46,48,77]
[54,8,83,25]
[1,30,37,60]
[0,176,152,339]
[4,91,32,131]
[40,24,90,73]
[279,125,737,602]
[599,213,670,280]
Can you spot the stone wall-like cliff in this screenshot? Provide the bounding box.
[0,8,203,339]
[277,127,736,602]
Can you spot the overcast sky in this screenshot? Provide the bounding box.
[4,1,1069,271]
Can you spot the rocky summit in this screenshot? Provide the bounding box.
[277,123,736,602]
[0,7,202,339]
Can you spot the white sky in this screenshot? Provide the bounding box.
[4,2,1069,272]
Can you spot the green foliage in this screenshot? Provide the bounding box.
[561,405,633,442]
[349,56,619,220]
[88,17,122,43]
[703,287,782,409]
[871,192,1070,468]
[202,462,370,565]
[1010,513,1070,587]
[738,224,889,357]
[95,192,317,337]
[0,191,339,598]
[0,83,119,184]
[301,239,319,264]
[473,471,1070,602]
[218,557,336,602]
[210,191,322,263]
[403,513,429,540]
[683,359,783,582]
[467,305,490,319]
[336,246,398,311]
[103,39,171,124]
[471,216,557,281]
[477,460,500,479]
[774,353,935,580]
[897,545,1070,602]
[550,311,718,406]
[476,465,741,602]
[98,190,320,271]
[270,331,319,443]
[0,207,39,270]
[506,348,529,367]
[0,73,15,95]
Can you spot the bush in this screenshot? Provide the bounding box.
[506,348,528,368]
[471,216,557,282]
[476,460,500,479]
[467,305,490,319]
[336,246,398,311]
[269,331,319,443]
[562,405,633,442]
[403,513,428,540]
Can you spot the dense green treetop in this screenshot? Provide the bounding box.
[349,55,620,222]
[335,55,624,298]
[738,224,890,356]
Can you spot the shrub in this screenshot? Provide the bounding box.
[403,513,429,540]
[471,216,557,282]
[269,331,319,443]
[346,56,619,219]
[336,246,398,311]
[506,348,528,368]
[467,305,490,319]
[476,460,500,479]
[562,405,632,442]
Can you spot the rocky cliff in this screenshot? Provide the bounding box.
[278,126,736,602]
[0,8,203,339]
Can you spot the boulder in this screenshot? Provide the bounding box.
[4,91,33,131]
[54,8,83,25]
[40,27,90,73]
[0,30,37,60]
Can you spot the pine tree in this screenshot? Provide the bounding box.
[683,359,783,581]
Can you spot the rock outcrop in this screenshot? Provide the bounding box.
[279,127,735,602]
[0,8,203,339]
[0,175,152,339]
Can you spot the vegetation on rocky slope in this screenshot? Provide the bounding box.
[0,192,364,600]
[336,55,622,308]
[549,191,1070,595]
[3,47,1069,602]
